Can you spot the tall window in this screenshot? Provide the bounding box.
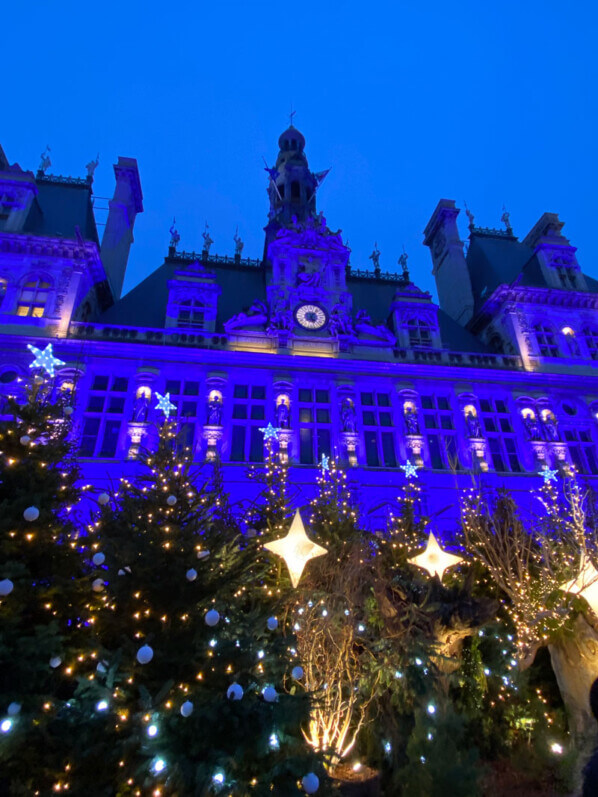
[534,323,559,357]
[583,327,598,360]
[164,379,200,454]
[79,375,128,458]
[17,276,51,317]
[406,317,433,348]
[176,299,205,330]
[230,385,267,463]
[556,267,577,289]
[563,429,598,475]
[479,398,521,473]
[421,395,459,470]
[360,391,396,467]
[298,388,332,465]
[0,278,7,308]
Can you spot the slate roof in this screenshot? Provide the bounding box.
[23,176,99,245]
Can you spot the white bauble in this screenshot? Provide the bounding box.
[205,609,220,627]
[64,406,74,416]
[302,773,320,794]
[180,700,194,717]
[7,702,21,716]
[136,644,154,664]
[92,552,105,566]
[227,682,244,701]
[262,686,278,703]
[186,568,197,582]
[34,375,44,385]
[92,578,104,592]
[292,666,304,680]
[267,616,278,631]
[97,492,110,506]
[23,506,39,522]
[20,435,30,445]
[197,550,210,560]
[49,656,62,669]
[0,579,14,596]
[96,660,108,674]
[166,495,177,506]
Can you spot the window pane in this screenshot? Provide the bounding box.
[92,375,109,391]
[182,401,197,417]
[299,389,312,403]
[437,397,450,410]
[377,394,390,407]
[440,416,453,430]
[315,390,329,403]
[381,432,396,467]
[107,397,125,414]
[504,438,521,472]
[79,417,100,457]
[250,405,265,420]
[299,408,313,423]
[488,438,506,472]
[316,408,330,423]
[230,425,246,461]
[251,386,266,400]
[421,396,434,409]
[99,420,121,458]
[31,306,44,318]
[364,431,379,467]
[499,418,513,433]
[249,426,263,463]
[424,415,437,429]
[479,399,491,413]
[317,428,331,459]
[234,385,248,399]
[112,377,128,392]
[165,380,181,395]
[183,382,199,396]
[379,412,392,427]
[427,435,444,469]
[361,392,374,406]
[585,447,598,475]
[569,445,584,473]
[495,400,507,414]
[483,418,496,432]
[232,404,247,419]
[300,428,314,464]
[445,436,460,470]
[177,422,194,453]
[362,411,376,426]
[87,396,104,412]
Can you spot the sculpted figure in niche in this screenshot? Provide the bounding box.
[132,391,150,423]
[341,398,356,433]
[207,394,223,426]
[404,405,420,435]
[296,263,321,288]
[465,411,482,439]
[329,303,354,337]
[523,413,542,441]
[542,411,559,441]
[276,398,290,429]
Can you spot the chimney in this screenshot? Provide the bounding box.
[100,157,143,300]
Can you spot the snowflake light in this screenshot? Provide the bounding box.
[27,343,65,378]
[264,509,327,588]
[408,531,464,581]
[400,459,420,479]
[154,392,176,419]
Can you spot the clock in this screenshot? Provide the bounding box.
[295,304,327,330]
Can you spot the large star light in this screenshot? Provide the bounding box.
[264,510,328,588]
[539,465,558,484]
[408,531,464,581]
[27,343,65,378]
[559,555,598,616]
[400,459,420,479]
[154,392,176,419]
[259,422,281,441]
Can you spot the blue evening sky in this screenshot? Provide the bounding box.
[3,1,597,300]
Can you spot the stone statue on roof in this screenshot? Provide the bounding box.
[202,223,214,254]
[169,218,180,250]
[464,202,475,231]
[369,243,380,270]
[501,205,513,234]
[86,154,99,180]
[38,146,51,175]
[233,228,244,256]
[398,249,410,281]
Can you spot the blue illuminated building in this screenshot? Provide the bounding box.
[0,129,597,530]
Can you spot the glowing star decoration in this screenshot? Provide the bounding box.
[408,531,464,581]
[264,509,327,588]
[539,465,558,484]
[400,459,420,479]
[154,392,176,419]
[559,555,598,616]
[320,454,330,471]
[259,422,280,441]
[27,343,65,378]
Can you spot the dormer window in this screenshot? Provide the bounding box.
[533,323,559,357]
[177,299,205,330]
[17,276,51,318]
[583,327,598,360]
[407,317,433,348]
[557,266,577,289]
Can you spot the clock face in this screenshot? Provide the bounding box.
[295,304,327,330]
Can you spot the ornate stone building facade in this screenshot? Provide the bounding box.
[1,130,597,531]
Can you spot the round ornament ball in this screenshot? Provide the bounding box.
[180,700,194,717]
[262,686,278,703]
[186,568,197,582]
[136,644,154,665]
[7,702,21,716]
[292,666,304,680]
[34,375,44,385]
[97,493,110,506]
[64,406,74,416]
[92,552,105,567]
[92,578,104,592]
[20,435,30,445]
[0,579,14,596]
[227,682,244,701]
[166,494,177,506]
[49,656,62,669]
[302,773,320,794]
[267,616,278,631]
[205,609,220,627]
[23,506,39,522]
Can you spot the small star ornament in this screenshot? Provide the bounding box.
[400,459,420,479]
[320,454,330,471]
[408,531,464,581]
[259,422,281,441]
[27,343,65,378]
[264,510,327,588]
[539,465,558,484]
[154,392,176,419]
[559,555,598,616]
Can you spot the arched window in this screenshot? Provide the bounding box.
[406,317,433,348]
[533,323,559,357]
[177,299,205,329]
[291,181,300,200]
[583,327,598,360]
[17,276,51,317]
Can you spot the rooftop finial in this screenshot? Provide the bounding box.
[464,201,475,231]
[289,103,296,127]
[169,217,180,251]
[38,146,51,176]
[398,247,410,282]
[501,204,513,235]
